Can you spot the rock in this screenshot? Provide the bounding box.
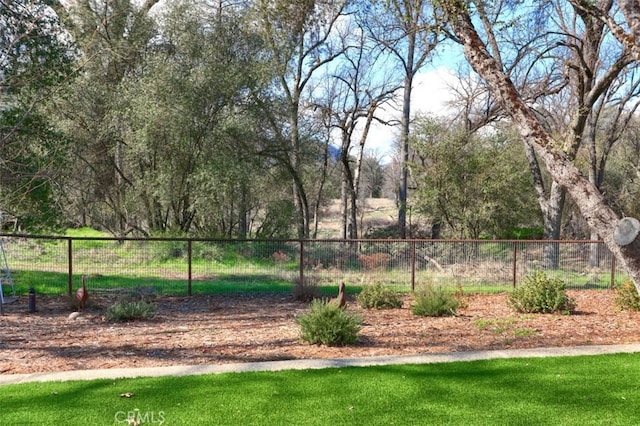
[68,311,81,320]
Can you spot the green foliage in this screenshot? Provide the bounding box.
[150,240,187,262]
[509,271,575,314]
[254,199,297,239]
[1,2,76,94]
[357,283,403,309]
[191,242,223,262]
[409,116,538,238]
[0,107,69,231]
[411,286,458,317]
[500,226,544,240]
[615,279,640,311]
[296,300,362,346]
[104,298,157,322]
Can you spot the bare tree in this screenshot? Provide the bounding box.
[442,1,636,268]
[583,66,640,265]
[439,0,640,291]
[363,0,441,238]
[312,21,399,239]
[251,0,351,238]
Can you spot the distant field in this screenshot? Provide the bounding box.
[317,198,401,238]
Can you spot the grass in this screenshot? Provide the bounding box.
[474,317,538,340]
[8,270,361,297]
[2,353,640,425]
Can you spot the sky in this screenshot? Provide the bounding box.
[364,65,461,164]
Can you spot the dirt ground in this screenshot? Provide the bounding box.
[2,290,640,375]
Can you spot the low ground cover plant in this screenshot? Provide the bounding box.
[411,285,458,317]
[296,299,362,346]
[357,283,403,309]
[509,271,575,314]
[104,297,157,322]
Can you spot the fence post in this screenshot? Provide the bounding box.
[512,241,517,288]
[299,240,304,286]
[411,240,416,292]
[187,239,192,296]
[68,237,73,296]
[610,254,616,289]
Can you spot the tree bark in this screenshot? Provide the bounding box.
[542,183,565,269]
[442,1,640,291]
[615,218,640,282]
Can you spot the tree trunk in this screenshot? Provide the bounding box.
[443,1,640,291]
[542,182,565,269]
[340,173,348,240]
[398,73,413,239]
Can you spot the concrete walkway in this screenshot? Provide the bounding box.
[3,343,640,386]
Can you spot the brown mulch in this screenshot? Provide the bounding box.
[2,290,640,375]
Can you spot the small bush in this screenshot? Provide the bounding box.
[296,300,362,346]
[357,283,403,309]
[453,284,468,309]
[105,298,157,322]
[191,242,223,262]
[615,279,640,311]
[509,271,575,314]
[411,286,458,317]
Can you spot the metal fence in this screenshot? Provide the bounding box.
[0,234,627,296]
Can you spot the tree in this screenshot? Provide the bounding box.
[409,115,538,239]
[363,0,441,238]
[311,16,399,239]
[360,152,386,199]
[608,116,640,220]
[250,0,352,238]
[440,1,635,268]
[121,1,271,236]
[0,0,74,101]
[438,0,640,291]
[52,0,160,235]
[0,0,76,230]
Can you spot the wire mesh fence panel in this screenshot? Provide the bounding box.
[357,240,410,287]
[515,241,619,289]
[0,235,630,295]
[103,239,189,295]
[301,240,411,289]
[2,236,70,294]
[412,240,516,290]
[190,240,301,294]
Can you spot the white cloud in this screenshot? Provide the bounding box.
[412,67,459,115]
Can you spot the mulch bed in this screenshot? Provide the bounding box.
[2,290,639,375]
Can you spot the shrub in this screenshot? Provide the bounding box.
[615,279,640,311]
[357,283,403,309]
[411,286,458,317]
[453,284,468,309]
[105,298,157,322]
[296,300,362,346]
[509,271,575,314]
[191,242,223,262]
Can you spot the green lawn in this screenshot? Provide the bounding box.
[2,353,640,425]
